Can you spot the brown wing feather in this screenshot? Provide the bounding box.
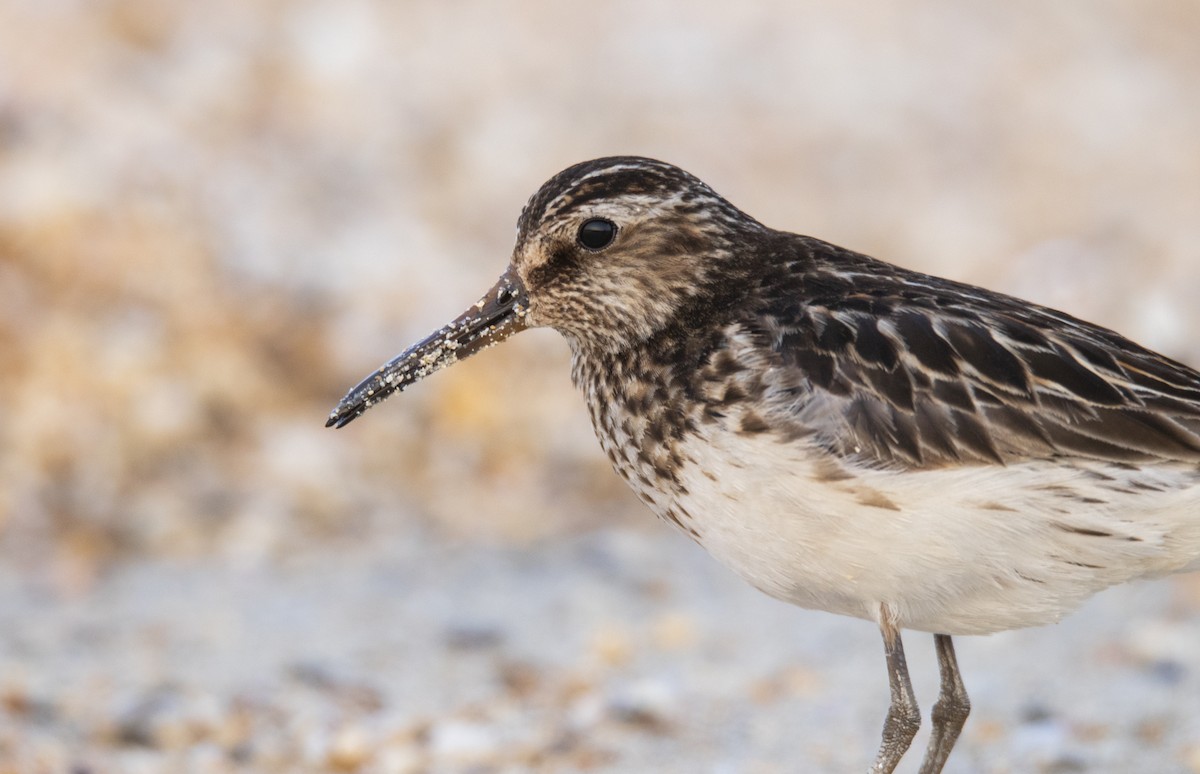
[756,244,1200,469]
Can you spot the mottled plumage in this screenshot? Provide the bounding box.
[328,157,1200,773]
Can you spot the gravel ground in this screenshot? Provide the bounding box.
[2,526,1199,773]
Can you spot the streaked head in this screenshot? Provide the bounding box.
[326,156,761,428]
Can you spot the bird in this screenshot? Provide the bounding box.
[326,156,1200,772]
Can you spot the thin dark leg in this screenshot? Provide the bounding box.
[870,619,921,774]
[917,634,971,774]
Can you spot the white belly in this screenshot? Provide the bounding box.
[662,428,1200,635]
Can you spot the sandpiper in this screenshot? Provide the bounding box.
[327,156,1200,772]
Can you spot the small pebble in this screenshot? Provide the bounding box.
[327,725,372,771]
[428,719,500,761]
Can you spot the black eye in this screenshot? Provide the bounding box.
[577,219,617,250]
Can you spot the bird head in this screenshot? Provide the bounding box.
[326,156,761,428]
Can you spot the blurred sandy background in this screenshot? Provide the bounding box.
[1,1,1199,772]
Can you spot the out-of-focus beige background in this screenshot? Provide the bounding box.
[1,2,1199,773]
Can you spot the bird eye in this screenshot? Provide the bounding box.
[577,219,617,250]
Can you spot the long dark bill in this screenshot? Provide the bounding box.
[326,267,529,429]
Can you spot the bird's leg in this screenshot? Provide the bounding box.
[917,634,971,774]
[870,612,920,774]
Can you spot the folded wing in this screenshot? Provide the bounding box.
[755,243,1200,470]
